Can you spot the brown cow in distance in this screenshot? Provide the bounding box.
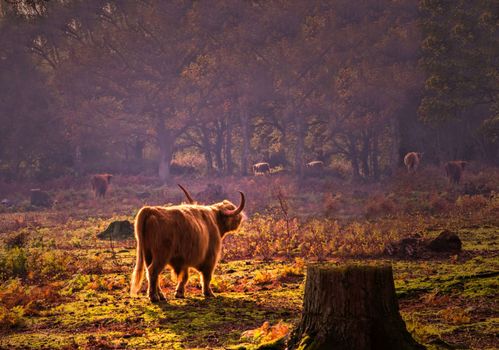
[130,184,245,302]
[91,174,113,198]
[445,161,468,185]
[403,152,423,173]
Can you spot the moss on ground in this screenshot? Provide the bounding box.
[0,201,497,349]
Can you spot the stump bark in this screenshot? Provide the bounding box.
[289,264,425,350]
[428,230,462,252]
[97,220,134,240]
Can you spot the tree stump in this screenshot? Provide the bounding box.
[288,264,425,350]
[428,230,462,252]
[97,220,134,240]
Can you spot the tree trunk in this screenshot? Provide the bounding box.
[360,132,370,178]
[295,115,305,178]
[74,145,82,175]
[225,115,233,175]
[348,137,361,181]
[157,121,174,184]
[240,108,250,176]
[390,117,400,175]
[289,264,425,350]
[201,127,214,175]
[134,140,145,160]
[214,120,224,175]
[371,133,380,180]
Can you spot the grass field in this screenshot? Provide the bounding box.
[0,169,498,349]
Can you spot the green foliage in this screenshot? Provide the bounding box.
[0,247,28,280]
[0,305,25,330]
[419,0,499,153]
[35,251,72,279]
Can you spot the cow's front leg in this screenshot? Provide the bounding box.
[174,268,189,299]
[200,270,215,298]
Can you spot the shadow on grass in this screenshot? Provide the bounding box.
[151,294,294,347]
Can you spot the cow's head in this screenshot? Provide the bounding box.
[178,184,246,236]
[417,152,424,160]
[214,192,246,235]
[105,174,113,183]
[459,161,468,170]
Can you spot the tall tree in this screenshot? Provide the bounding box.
[419,0,499,161]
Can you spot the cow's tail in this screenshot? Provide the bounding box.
[130,207,152,296]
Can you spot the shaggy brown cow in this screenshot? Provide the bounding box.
[445,161,467,185]
[91,174,113,198]
[253,162,271,175]
[403,152,423,173]
[307,160,324,170]
[305,160,325,176]
[130,185,245,302]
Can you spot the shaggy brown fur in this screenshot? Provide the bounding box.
[445,161,467,185]
[253,162,271,175]
[403,152,423,173]
[91,174,113,198]
[130,185,245,302]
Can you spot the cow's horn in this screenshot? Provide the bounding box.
[223,192,245,216]
[178,184,195,204]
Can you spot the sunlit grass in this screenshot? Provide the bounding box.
[0,172,498,349]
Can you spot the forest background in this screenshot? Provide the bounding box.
[0,0,497,183]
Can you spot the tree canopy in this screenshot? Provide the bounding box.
[0,0,497,182]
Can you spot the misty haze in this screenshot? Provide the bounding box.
[0,1,497,349]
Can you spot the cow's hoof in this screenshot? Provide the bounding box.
[174,292,185,299]
[149,295,160,303]
[204,291,215,298]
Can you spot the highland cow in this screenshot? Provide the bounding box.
[91,174,113,198]
[403,152,423,173]
[307,160,324,171]
[445,161,467,185]
[130,184,245,302]
[253,162,271,175]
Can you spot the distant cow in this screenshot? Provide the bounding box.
[403,152,423,173]
[445,161,467,185]
[91,174,113,198]
[253,162,271,175]
[130,184,245,302]
[306,160,324,170]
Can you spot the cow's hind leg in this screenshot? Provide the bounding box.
[146,257,167,303]
[200,269,215,298]
[156,278,166,301]
[174,268,189,299]
[157,280,166,300]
